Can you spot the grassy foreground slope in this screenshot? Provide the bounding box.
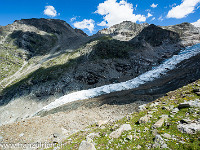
[49,79,200,150]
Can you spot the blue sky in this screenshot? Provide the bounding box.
[0,0,200,35]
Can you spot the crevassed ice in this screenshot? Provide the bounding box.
[42,44,200,111]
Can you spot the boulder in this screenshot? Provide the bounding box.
[162,133,171,139]
[178,103,190,109]
[152,129,158,136]
[138,104,147,111]
[187,99,200,108]
[177,123,200,134]
[150,102,160,108]
[139,115,151,124]
[110,124,132,138]
[196,92,200,96]
[126,135,133,140]
[171,108,179,114]
[136,145,142,149]
[153,134,168,149]
[153,115,168,128]
[78,140,96,150]
[180,119,192,124]
[96,120,108,127]
[86,133,100,140]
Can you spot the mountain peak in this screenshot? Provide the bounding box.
[13,18,86,36]
[97,21,149,41]
[0,18,89,60]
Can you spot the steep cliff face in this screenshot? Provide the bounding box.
[131,24,180,47]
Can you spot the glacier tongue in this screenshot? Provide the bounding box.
[41,44,200,111]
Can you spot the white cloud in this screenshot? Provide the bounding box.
[134,4,138,11]
[73,19,95,33]
[70,17,77,22]
[169,3,177,8]
[192,19,200,27]
[151,3,158,8]
[147,13,153,18]
[167,0,200,19]
[95,0,146,27]
[44,6,58,17]
[146,9,151,12]
[151,17,156,21]
[97,21,108,26]
[158,16,164,21]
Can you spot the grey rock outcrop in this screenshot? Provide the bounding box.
[78,140,96,150]
[177,123,200,134]
[110,124,132,138]
[153,115,168,128]
[162,22,200,46]
[86,133,100,140]
[97,21,149,41]
[162,133,171,139]
[98,21,200,47]
[139,115,151,124]
[153,134,168,149]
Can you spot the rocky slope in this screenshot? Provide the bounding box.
[0,19,200,127]
[62,79,200,150]
[0,78,199,150]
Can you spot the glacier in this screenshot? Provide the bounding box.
[41,44,200,111]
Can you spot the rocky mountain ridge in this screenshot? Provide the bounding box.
[0,18,89,90]
[97,21,200,47]
[1,18,88,57]
[0,19,200,127]
[97,21,149,41]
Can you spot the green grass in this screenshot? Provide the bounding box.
[0,44,24,83]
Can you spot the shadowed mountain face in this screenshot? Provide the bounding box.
[131,24,180,47]
[0,19,200,126]
[1,18,88,58]
[97,21,200,46]
[9,30,57,57]
[14,19,88,49]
